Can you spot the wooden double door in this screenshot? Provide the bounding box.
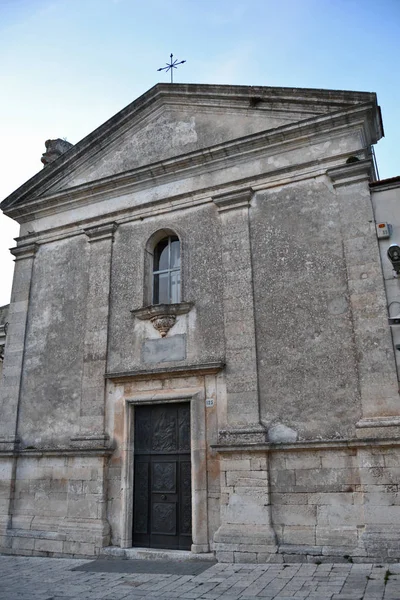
[132,403,192,550]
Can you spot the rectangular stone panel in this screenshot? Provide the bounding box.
[142,334,186,364]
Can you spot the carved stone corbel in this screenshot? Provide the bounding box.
[131,302,194,337]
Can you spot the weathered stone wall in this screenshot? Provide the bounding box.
[17,238,88,446]
[251,179,362,440]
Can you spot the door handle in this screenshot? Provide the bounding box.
[161,494,167,501]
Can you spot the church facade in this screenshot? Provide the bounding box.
[1,83,400,562]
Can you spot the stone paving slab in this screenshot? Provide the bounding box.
[1,556,400,599]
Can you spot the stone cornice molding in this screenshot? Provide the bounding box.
[9,147,342,226]
[69,434,112,449]
[9,243,38,261]
[327,158,374,188]
[370,177,400,193]
[105,361,225,382]
[213,188,253,212]
[84,222,118,242]
[212,436,400,452]
[11,159,351,247]
[131,301,194,320]
[356,416,400,429]
[0,434,113,456]
[11,153,373,249]
[0,447,114,457]
[0,436,20,452]
[2,102,378,222]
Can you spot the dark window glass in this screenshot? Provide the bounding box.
[154,239,169,272]
[153,236,181,304]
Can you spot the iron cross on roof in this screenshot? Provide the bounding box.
[157,53,186,83]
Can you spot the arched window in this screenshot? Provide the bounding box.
[153,235,181,304]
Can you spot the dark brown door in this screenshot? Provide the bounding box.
[132,403,192,550]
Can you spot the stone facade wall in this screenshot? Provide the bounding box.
[270,448,362,559]
[1,454,110,557]
[216,445,400,563]
[17,238,88,446]
[252,180,362,440]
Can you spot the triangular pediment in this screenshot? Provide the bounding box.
[49,105,302,192]
[1,83,381,215]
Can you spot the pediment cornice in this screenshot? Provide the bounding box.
[2,101,379,222]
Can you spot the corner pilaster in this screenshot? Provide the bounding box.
[0,243,37,447]
[0,242,37,533]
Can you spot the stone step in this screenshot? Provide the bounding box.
[101,546,215,561]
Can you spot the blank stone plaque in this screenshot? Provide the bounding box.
[142,334,186,364]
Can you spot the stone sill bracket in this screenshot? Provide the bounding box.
[131,301,194,337]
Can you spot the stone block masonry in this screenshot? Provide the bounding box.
[215,444,400,563]
[1,453,110,557]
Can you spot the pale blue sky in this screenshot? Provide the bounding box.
[1,0,399,305]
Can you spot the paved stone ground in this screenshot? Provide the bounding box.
[1,556,400,599]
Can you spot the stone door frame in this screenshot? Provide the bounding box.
[120,388,209,553]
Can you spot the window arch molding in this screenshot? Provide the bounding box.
[133,228,192,337]
[143,228,184,307]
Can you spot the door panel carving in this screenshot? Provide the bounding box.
[153,462,176,492]
[152,503,176,535]
[152,406,177,452]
